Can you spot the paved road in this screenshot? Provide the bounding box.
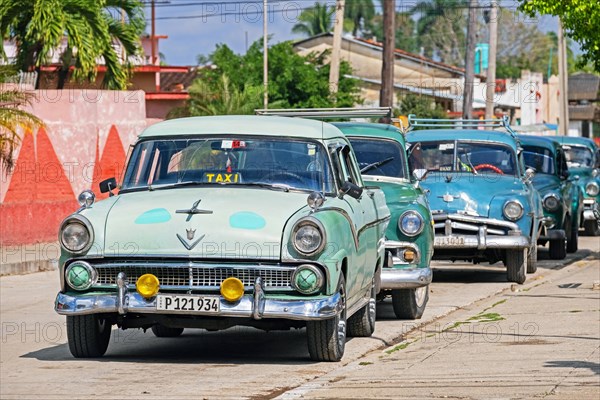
[1,237,598,399]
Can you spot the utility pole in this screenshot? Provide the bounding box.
[557,19,569,135]
[263,0,268,109]
[380,0,395,118]
[329,0,345,98]
[151,0,156,65]
[462,0,477,120]
[484,0,497,120]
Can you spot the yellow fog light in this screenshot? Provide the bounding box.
[220,277,244,302]
[403,249,416,263]
[136,274,160,298]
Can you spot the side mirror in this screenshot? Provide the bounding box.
[560,170,570,180]
[524,168,535,183]
[339,181,363,200]
[99,177,117,196]
[413,168,428,181]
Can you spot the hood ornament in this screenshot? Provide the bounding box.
[176,199,213,221]
[176,229,205,251]
[439,193,459,203]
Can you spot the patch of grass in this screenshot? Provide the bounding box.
[468,312,505,322]
[481,299,507,313]
[358,361,373,366]
[385,341,412,354]
[522,282,544,292]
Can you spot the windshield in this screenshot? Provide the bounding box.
[410,140,518,176]
[563,145,594,168]
[522,146,555,175]
[121,137,333,192]
[349,137,407,179]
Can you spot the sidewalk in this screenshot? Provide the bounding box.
[0,242,59,276]
[279,256,600,400]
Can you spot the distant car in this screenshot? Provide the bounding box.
[55,115,390,362]
[553,136,600,236]
[335,122,434,320]
[406,116,543,283]
[519,135,583,259]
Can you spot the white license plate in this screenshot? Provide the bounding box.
[156,294,220,313]
[434,236,465,246]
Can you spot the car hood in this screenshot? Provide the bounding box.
[531,174,561,195]
[99,187,309,260]
[421,173,526,217]
[364,178,420,209]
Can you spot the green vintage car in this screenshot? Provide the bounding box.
[553,136,600,236]
[334,123,434,320]
[55,116,390,362]
[519,135,583,259]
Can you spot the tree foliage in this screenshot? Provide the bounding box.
[0,0,145,89]
[0,66,42,173]
[519,0,600,73]
[344,0,375,37]
[193,39,362,111]
[395,93,447,119]
[291,2,334,37]
[370,12,418,53]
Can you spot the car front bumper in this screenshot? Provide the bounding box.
[382,240,431,289]
[582,199,600,221]
[55,275,343,321]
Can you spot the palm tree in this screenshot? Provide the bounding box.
[0,67,42,173]
[0,0,144,90]
[345,0,375,37]
[292,3,335,37]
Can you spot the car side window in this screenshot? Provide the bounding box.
[341,145,362,186]
[557,150,569,178]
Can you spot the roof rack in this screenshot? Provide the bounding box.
[408,114,516,135]
[255,107,393,119]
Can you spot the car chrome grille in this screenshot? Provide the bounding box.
[433,213,517,236]
[91,262,295,291]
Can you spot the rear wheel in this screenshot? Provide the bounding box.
[151,325,184,338]
[391,285,429,320]
[506,249,526,284]
[549,237,567,260]
[347,278,376,337]
[527,245,538,274]
[66,314,112,358]
[584,219,600,236]
[306,276,347,362]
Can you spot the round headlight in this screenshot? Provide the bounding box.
[586,182,599,196]
[292,264,324,294]
[398,211,424,236]
[292,218,326,256]
[60,218,92,253]
[65,261,95,290]
[542,194,560,212]
[503,200,524,221]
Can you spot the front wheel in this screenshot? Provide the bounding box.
[584,219,600,236]
[527,245,538,274]
[347,278,376,337]
[306,277,347,362]
[391,285,429,320]
[566,218,578,253]
[506,249,526,284]
[549,237,567,260]
[66,314,112,358]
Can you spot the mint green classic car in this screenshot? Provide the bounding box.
[553,136,600,236]
[55,116,390,362]
[334,123,434,320]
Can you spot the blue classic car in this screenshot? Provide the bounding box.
[55,116,390,362]
[519,135,583,259]
[553,136,600,236]
[406,116,543,284]
[335,122,434,320]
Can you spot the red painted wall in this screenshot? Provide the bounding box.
[0,90,147,246]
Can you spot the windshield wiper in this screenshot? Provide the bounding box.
[148,181,211,191]
[360,157,394,174]
[237,182,291,192]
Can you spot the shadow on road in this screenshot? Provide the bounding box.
[545,360,600,375]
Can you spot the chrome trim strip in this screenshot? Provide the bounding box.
[432,213,520,231]
[357,215,392,238]
[315,206,359,249]
[116,272,128,315]
[55,291,344,321]
[380,267,432,289]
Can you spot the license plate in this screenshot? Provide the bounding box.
[156,294,220,313]
[434,236,465,246]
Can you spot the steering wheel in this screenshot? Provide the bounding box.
[261,170,307,186]
[474,164,504,175]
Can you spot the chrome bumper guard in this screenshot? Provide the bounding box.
[55,273,343,321]
[381,267,432,289]
[432,213,529,250]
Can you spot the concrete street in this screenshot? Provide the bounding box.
[1,237,598,399]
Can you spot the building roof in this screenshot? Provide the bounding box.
[139,115,344,140]
[568,73,600,101]
[405,129,518,148]
[160,67,199,92]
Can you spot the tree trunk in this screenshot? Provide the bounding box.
[380,0,395,121]
[462,0,478,120]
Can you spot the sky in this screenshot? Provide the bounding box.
[143,0,568,66]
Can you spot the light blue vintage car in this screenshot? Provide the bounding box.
[553,136,600,236]
[406,117,543,284]
[55,116,390,362]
